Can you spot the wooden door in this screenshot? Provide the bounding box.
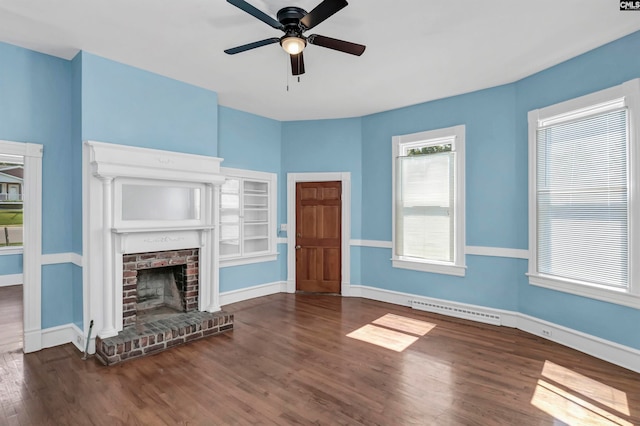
[296,181,341,293]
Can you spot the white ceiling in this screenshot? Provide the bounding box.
[0,0,639,121]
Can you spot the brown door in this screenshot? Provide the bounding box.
[295,181,341,293]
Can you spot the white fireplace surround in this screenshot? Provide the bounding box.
[83,141,225,346]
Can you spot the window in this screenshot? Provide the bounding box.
[219,167,277,267]
[528,79,640,308]
[392,125,466,276]
[0,154,24,253]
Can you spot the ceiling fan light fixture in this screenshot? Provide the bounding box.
[281,36,306,55]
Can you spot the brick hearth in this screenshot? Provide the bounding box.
[95,311,233,365]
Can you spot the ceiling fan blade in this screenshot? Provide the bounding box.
[224,37,280,55]
[290,52,305,76]
[300,0,348,30]
[227,0,284,30]
[308,34,366,56]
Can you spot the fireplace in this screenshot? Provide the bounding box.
[85,141,233,364]
[123,249,199,328]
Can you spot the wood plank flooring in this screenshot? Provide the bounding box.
[1,293,639,425]
[0,285,22,354]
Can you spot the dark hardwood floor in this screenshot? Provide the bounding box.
[1,292,639,425]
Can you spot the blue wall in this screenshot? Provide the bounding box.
[353,30,640,349]
[218,106,284,291]
[511,31,640,348]
[1,30,639,352]
[80,52,218,156]
[282,118,363,239]
[0,253,22,275]
[0,42,74,328]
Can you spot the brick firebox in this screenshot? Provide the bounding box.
[122,248,199,328]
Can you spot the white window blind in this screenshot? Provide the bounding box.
[392,125,465,276]
[536,107,628,289]
[396,151,455,262]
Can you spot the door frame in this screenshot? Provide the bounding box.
[0,140,43,353]
[286,172,351,295]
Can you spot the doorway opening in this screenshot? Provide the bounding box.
[0,153,24,353]
[286,172,351,296]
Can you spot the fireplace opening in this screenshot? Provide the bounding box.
[136,265,185,316]
[122,248,199,328]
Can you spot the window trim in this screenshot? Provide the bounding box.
[392,125,466,277]
[219,167,277,268]
[527,78,640,308]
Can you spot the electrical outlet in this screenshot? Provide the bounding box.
[76,335,82,345]
[541,328,552,338]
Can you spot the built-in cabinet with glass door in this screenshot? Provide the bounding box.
[219,168,277,266]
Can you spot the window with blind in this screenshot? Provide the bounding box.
[392,125,466,276]
[528,79,640,307]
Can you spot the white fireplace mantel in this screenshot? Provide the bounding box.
[83,141,225,347]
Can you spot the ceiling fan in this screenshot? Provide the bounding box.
[224,0,366,76]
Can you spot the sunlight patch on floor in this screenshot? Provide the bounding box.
[346,313,436,352]
[542,361,629,416]
[531,361,632,426]
[372,313,436,336]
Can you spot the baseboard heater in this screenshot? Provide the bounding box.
[410,298,502,326]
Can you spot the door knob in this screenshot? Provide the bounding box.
[295,245,302,250]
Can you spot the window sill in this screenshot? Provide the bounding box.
[528,273,640,309]
[392,258,466,277]
[220,252,278,268]
[0,247,23,255]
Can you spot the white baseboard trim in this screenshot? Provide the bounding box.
[0,273,22,287]
[40,323,83,351]
[41,252,83,267]
[71,324,85,352]
[27,278,639,372]
[517,314,640,374]
[349,284,640,373]
[349,285,412,307]
[219,281,287,307]
[24,323,84,353]
[23,328,42,353]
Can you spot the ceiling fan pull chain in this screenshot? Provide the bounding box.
[286,54,290,92]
